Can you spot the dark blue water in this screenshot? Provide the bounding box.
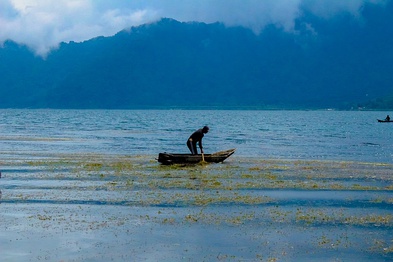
[0,109,392,162]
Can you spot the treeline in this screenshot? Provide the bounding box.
[359,96,393,110]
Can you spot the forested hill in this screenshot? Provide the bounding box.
[1,1,393,109]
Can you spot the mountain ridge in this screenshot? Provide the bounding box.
[1,1,392,109]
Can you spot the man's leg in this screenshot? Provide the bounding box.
[187,140,195,154]
[191,142,198,154]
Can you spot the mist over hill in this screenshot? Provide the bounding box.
[1,1,392,109]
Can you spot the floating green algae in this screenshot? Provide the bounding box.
[1,154,393,261]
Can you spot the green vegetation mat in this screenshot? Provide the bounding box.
[1,153,392,261]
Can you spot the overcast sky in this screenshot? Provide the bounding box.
[0,0,388,56]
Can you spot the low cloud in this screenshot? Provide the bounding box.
[0,0,388,56]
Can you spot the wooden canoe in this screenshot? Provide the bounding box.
[377,119,393,123]
[158,148,236,165]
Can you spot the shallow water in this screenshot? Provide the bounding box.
[1,154,393,261]
[1,110,393,261]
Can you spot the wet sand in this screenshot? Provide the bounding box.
[1,153,392,261]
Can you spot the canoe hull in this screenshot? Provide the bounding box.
[377,119,393,123]
[158,149,235,165]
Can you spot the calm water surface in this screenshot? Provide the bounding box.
[0,109,392,163]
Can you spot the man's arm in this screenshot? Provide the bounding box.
[198,139,204,153]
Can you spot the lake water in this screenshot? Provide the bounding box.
[0,109,392,163]
[1,109,393,261]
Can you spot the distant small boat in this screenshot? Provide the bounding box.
[158,148,236,165]
[377,119,393,123]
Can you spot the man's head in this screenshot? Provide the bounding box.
[202,126,209,133]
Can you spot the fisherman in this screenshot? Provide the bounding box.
[386,115,390,121]
[187,126,209,155]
